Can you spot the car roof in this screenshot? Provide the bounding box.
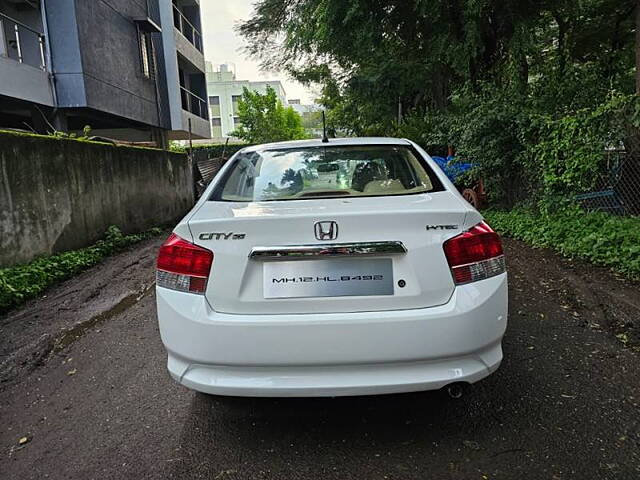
[243,137,413,153]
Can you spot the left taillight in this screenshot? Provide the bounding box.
[156,233,213,294]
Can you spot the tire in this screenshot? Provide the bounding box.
[462,188,481,208]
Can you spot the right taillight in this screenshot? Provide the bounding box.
[156,233,213,294]
[443,222,505,285]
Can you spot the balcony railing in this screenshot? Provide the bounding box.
[173,5,202,52]
[0,13,46,70]
[180,87,208,120]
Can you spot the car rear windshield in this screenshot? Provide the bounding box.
[212,145,444,202]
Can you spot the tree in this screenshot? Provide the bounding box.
[238,0,638,207]
[239,0,635,126]
[231,86,307,144]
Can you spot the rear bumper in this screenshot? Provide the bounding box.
[157,273,508,397]
[168,343,502,397]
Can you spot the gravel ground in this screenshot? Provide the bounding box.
[1,237,639,480]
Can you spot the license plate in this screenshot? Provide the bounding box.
[263,258,394,299]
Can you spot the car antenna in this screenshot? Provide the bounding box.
[322,111,329,143]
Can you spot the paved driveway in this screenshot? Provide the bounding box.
[1,237,639,479]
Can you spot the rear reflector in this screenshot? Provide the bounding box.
[443,222,505,285]
[156,233,213,294]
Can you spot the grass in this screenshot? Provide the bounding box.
[0,129,176,153]
[0,226,163,315]
[484,207,640,279]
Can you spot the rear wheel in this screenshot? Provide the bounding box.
[462,188,480,209]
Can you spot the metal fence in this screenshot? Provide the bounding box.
[575,150,640,216]
[0,13,46,70]
[173,4,203,52]
[180,87,208,120]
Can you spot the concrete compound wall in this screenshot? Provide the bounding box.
[0,132,193,267]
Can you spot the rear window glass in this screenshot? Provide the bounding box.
[213,145,444,202]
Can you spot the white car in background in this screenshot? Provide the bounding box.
[155,138,507,397]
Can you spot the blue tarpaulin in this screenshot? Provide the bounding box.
[431,156,475,184]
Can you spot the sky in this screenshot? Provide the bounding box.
[200,0,316,104]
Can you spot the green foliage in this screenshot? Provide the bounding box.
[241,0,635,124]
[0,130,167,153]
[300,110,323,130]
[394,85,532,206]
[526,93,633,200]
[231,86,307,144]
[0,129,105,145]
[0,226,162,314]
[240,0,639,206]
[392,87,636,207]
[190,143,249,159]
[51,125,94,141]
[484,208,640,278]
[169,141,186,153]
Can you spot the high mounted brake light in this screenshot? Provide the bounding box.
[443,222,505,285]
[156,233,213,294]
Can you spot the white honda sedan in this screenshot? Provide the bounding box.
[156,138,507,397]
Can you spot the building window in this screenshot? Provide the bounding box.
[139,31,155,79]
[209,96,221,117]
[211,118,222,138]
[232,95,242,114]
[233,116,241,127]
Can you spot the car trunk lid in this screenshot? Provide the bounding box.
[188,193,470,315]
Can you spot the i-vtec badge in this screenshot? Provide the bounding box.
[425,225,459,231]
[199,232,246,240]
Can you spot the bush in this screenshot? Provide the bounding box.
[395,85,531,207]
[191,143,249,159]
[0,226,162,314]
[396,86,636,210]
[484,208,640,278]
[525,93,633,204]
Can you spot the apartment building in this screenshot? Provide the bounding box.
[0,0,209,145]
[206,62,286,141]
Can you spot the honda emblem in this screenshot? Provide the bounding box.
[314,221,338,241]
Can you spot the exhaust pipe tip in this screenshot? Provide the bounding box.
[445,382,467,399]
